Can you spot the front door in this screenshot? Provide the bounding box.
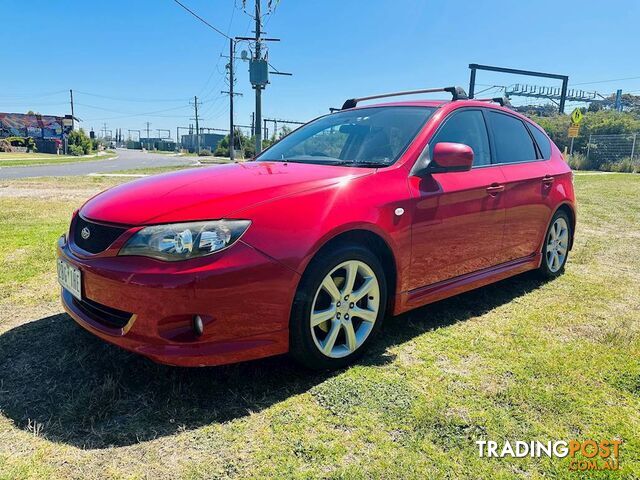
[407,109,507,290]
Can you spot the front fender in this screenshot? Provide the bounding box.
[237,169,413,291]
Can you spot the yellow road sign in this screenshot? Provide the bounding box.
[570,108,583,125]
[568,125,580,138]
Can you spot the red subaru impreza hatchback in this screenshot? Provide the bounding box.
[57,87,576,369]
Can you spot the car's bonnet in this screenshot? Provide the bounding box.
[80,161,372,225]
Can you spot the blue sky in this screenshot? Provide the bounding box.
[2,0,640,139]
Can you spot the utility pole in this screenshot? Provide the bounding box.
[190,96,201,154]
[229,39,235,160]
[102,122,108,139]
[235,0,290,155]
[221,41,243,160]
[254,0,262,154]
[69,89,75,130]
[145,121,151,149]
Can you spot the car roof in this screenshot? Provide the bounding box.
[351,99,539,126]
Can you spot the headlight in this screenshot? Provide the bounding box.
[119,220,251,261]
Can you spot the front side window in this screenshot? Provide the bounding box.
[429,110,491,166]
[256,106,435,167]
[487,111,537,164]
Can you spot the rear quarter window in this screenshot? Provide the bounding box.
[529,124,552,159]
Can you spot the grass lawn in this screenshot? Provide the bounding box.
[0,173,638,479]
[0,150,117,168]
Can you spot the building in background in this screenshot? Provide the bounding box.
[0,112,73,139]
[0,112,75,153]
[180,133,225,153]
[137,137,177,151]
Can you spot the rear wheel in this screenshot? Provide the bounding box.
[539,210,572,278]
[290,244,387,370]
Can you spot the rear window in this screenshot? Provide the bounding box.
[487,111,537,164]
[529,124,552,159]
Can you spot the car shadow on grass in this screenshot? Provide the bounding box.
[0,271,547,449]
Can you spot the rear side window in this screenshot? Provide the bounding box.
[529,124,552,159]
[487,111,537,164]
[430,110,491,166]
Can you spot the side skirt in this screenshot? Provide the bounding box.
[394,253,540,314]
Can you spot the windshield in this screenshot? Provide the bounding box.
[255,106,436,167]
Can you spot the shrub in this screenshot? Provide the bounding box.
[565,152,613,171]
[198,149,212,156]
[67,129,92,155]
[213,145,228,156]
[0,139,11,152]
[604,158,639,173]
[68,144,85,156]
[5,136,25,147]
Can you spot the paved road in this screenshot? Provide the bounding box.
[0,149,199,179]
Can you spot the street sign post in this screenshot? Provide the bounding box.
[570,108,583,125]
[568,108,583,154]
[568,125,580,138]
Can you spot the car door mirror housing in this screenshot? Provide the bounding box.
[430,142,474,173]
[410,142,474,176]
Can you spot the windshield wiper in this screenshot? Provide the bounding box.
[337,160,391,168]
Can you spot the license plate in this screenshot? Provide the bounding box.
[57,258,82,300]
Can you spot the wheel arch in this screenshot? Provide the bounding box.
[301,228,399,312]
[555,202,576,250]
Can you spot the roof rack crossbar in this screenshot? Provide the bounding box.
[341,86,468,110]
[473,97,511,107]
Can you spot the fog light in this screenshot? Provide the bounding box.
[193,315,204,337]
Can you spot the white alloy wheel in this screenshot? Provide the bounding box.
[545,217,569,273]
[309,260,380,358]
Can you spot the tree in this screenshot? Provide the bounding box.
[67,128,93,156]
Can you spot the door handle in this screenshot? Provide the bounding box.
[542,175,554,187]
[486,184,505,196]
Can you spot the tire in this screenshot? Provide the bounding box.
[538,209,572,279]
[290,243,388,370]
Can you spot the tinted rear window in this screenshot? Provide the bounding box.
[487,111,537,164]
[529,124,552,159]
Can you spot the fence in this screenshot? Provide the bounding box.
[586,133,639,164]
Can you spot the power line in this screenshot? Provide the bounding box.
[197,1,237,97]
[75,90,189,103]
[80,104,191,121]
[172,0,231,39]
[570,75,640,86]
[75,102,190,115]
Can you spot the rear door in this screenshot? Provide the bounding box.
[485,110,555,261]
[407,108,507,290]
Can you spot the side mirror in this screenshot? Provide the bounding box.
[430,142,474,172]
[410,142,474,177]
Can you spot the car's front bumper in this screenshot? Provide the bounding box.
[57,236,300,367]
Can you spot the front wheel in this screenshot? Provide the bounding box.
[539,210,572,278]
[290,244,387,370]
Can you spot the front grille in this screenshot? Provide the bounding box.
[74,216,128,254]
[73,296,133,329]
